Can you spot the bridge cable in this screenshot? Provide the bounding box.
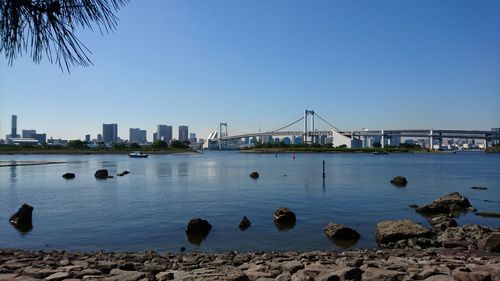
[269,116,305,132]
[314,113,339,132]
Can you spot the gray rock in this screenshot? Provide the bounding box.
[323,223,360,240]
[94,169,109,179]
[282,261,304,274]
[62,173,75,179]
[376,220,432,244]
[478,232,500,253]
[249,171,259,179]
[273,207,296,228]
[415,192,472,215]
[45,271,70,281]
[239,216,251,230]
[362,267,406,281]
[390,176,407,186]
[9,204,33,231]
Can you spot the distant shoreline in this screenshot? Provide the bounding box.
[0,149,196,155]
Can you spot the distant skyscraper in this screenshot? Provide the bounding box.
[153,132,158,142]
[97,134,103,142]
[189,133,197,143]
[11,115,17,137]
[179,125,188,142]
[129,128,147,144]
[102,123,118,143]
[85,134,91,142]
[157,125,172,143]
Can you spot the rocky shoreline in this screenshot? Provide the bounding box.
[0,246,498,281]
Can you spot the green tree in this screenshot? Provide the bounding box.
[0,0,128,71]
[67,139,86,149]
[171,140,187,149]
[152,140,168,149]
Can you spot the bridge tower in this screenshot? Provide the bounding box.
[218,123,228,150]
[304,110,315,143]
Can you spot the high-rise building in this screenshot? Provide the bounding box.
[97,134,103,142]
[129,128,147,144]
[153,132,158,142]
[11,115,17,137]
[22,130,36,138]
[157,125,172,143]
[102,123,118,143]
[179,125,189,142]
[32,133,46,143]
[189,133,197,143]
[85,134,91,142]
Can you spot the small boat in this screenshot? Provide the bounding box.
[373,151,389,155]
[129,152,149,158]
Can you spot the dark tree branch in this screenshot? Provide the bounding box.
[0,0,128,72]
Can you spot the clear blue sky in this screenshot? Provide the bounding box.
[1,0,499,141]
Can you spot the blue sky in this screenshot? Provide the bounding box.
[1,0,499,141]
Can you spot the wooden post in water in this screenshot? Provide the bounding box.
[322,160,326,178]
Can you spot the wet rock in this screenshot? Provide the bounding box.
[62,173,75,179]
[273,207,296,229]
[249,171,259,179]
[94,169,109,179]
[409,204,418,208]
[324,223,360,240]
[9,204,33,232]
[239,216,251,230]
[415,192,472,215]
[478,232,500,253]
[475,212,500,218]
[429,215,458,231]
[376,220,432,244]
[123,171,130,175]
[116,173,124,177]
[470,186,488,190]
[186,218,212,245]
[390,176,408,187]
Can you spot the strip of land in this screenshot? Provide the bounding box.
[0,161,67,167]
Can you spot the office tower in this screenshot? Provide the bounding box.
[32,133,47,143]
[97,134,103,142]
[102,123,118,143]
[85,134,91,142]
[179,125,188,142]
[189,133,197,143]
[153,132,158,142]
[157,125,172,143]
[11,115,17,137]
[22,130,36,138]
[129,128,147,144]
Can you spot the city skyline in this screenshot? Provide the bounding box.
[1,0,499,139]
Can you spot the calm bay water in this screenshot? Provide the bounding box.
[0,151,499,253]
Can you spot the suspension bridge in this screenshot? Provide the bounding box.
[203,109,499,150]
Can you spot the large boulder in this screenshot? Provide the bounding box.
[415,192,473,215]
[9,204,34,231]
[390,176,408,187]
[479,233,500,253]
[249,171,259,179]
[429,215,457,232]
[185,218,212,245]
[94,169,109,179]
[239,216,251,230]
[376,220,432,244]
[62,173,75,179]
[273,207,296,229]
[324,223,360,240]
